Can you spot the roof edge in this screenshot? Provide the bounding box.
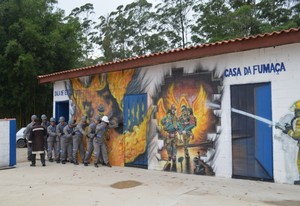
[38,27,300,84]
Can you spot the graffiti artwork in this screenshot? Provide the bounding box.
[62,66,221,176]
[276,100,300,185]
[153,68,220,175]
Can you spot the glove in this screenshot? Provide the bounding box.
[61,133,64,136]
[283,124,292,134]
[72,132,75,135]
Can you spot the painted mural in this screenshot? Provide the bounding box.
[153,69,219,175]
[63,66,221,175]
[65,70,136,166]
[275,100,300,185]
[52,43,300,184]
[61,60,300,183]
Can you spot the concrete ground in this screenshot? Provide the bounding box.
[0,148,300,206]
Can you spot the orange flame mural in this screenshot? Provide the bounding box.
[107,69,135,111]
[68,71,135,166]
[157,83,211,143]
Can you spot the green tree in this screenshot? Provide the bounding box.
[191,0,298,44]
[94,0,168,62]
[0,0,83,127]
[257,0,297,32]
[155,0,195,48]
[68,3,98,65]
[192,0,232,43]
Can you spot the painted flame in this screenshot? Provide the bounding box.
[157,84,211,143]
[124,106,154,163]
[107,69,135,111]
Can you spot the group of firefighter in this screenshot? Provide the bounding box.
[161,104,196,162]
[23,105,112,168]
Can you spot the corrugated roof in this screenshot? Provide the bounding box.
[38,27,300,84]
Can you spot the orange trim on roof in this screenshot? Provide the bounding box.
[38,27,300,84]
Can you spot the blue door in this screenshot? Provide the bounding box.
[231,83,273,181]
[255,84,273,178]
[55,101,69,123]
[123,94,148,168]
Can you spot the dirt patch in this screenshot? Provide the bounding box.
[110,180,142,189]
[263,200,300,206]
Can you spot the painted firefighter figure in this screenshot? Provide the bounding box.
[281,100,300,185]
[178,105,196,158]
[161,104,179,163]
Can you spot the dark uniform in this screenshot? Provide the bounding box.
[28,119,47,166]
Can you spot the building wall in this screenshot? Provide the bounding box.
[53,43,300,184]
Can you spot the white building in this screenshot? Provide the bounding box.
[38,28,300,184]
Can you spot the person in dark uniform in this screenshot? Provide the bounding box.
[28,118,47,167]
[24,114,37,161]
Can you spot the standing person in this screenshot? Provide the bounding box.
[28,118,47,167]
[72,116,87,165]
[47,117,57,162]
[61,120,76,164]
[41,114,50,156]
[93,116,111,168]
[41,114,50,129]
[56,116,67,163]
[84,115,100,166]
[24,115,37,161]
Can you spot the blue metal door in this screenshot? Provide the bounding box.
[123,94,148,168]
[255,84,273,178]
[55,101,69,123]
[231,83,273,181]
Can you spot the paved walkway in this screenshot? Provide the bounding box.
[0,149,300,206]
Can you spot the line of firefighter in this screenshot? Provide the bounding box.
[23,106,112,167]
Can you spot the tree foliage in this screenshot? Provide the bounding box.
[0,0,84,127]
[1,0,300,127]
[191,0,300,43]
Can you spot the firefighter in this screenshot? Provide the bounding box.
[41,114,50,155]
[284,100,300,185]
[56,116,67,163]
[94,116,111,168]
[47,117,57,162]
[61,119,76,164]
[24,114,37,161]
[84,115,100,166]
[161,105,179,162]
[28,118,47,167]
[72,116,87,165]
[179,106,196,158]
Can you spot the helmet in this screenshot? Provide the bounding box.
[50,117,56,122]
[68,119,75,126]
[293,100,300,117]
[181,105,187,111]
[31,115,37,121]
[59,116,65,122]
[81,116,87,122]
[94,115,101,122]
[41,114,47,120]
[294,100,300,110]
[98,105,105,112]
[171,104,176,110]
[101,116,109,123]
